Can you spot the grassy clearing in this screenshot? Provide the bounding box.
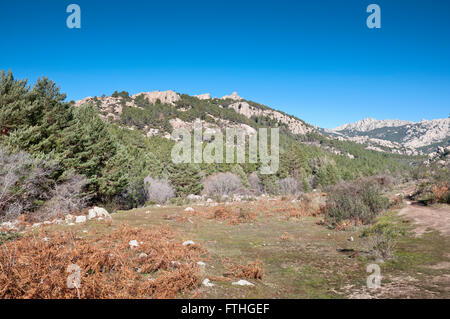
[1,194,449,299]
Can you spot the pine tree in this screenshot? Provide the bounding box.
[2,75,73,154]
[168,163,203,197]
[231,164,250,188]
[0,70,31,135]
[58,103,120,200]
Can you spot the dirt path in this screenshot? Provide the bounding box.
[399,202,450,237]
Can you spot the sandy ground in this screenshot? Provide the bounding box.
[399,202,450,237]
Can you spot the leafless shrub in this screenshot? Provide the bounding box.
[276,177,301,195]
[203,173,243,197]
[41,173,89,220]
[144,176,175,204]
[248,172,262,194]
[0,148,55,222]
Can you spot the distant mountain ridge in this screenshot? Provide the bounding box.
[330,117,450,154]
[333,118,414,132]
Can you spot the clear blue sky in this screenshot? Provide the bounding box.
[1,0,449,128]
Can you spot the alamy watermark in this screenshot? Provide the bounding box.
[66,263,81,291]
[66,4,81,29]
[366,264,382,289]
[66,4,381,30]
[170,121,279,174]
[367,4,381,29]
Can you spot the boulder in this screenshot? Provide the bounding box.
[187,194,202,201]
[88,207,111,220]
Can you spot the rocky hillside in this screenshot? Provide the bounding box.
[75,90,436,161]
[75,90,314,138]
[327,118,450,154]
[424,145,450,167]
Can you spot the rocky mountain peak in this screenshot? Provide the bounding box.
[334,118,413,132]
[221,92,242,101]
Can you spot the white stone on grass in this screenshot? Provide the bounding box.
[202,278,215,287]
[88,207,111,220]
[182,240,195,246]
[129,240,139,248]
[232,280,254,286]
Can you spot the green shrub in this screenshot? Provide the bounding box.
[0,231,20,245]
[362,219,404,260]
[325,179,389,227]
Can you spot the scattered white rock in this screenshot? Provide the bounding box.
[129,240,139,248]
[138,252,148,259]
[1,222,18,231]
[75,216,87,224]
[197,261,206,267]
[194,93,211,100]
[187,194,202,201]
[182,240,195,246]
[65,214,75,222]
[202,278,215,287]
[42,237,49,242]
[132,90,180,105]
[221,92,242,101]
[32,223,42,228]
[232,280,254,286]
[348,236,354,242]
[206,198,213,203]
[184,207,194,212]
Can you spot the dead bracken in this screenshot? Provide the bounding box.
[0,225,206,299]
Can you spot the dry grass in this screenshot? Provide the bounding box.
[0,225,205,299]
[212,207,257,225]
[280,232,292,241]
[185,196,326,226]
[224,260,264,280]
[431,185,449,203]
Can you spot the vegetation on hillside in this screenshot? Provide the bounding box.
[0,70,424,221]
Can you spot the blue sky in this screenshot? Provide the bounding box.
[1,0,449,128]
